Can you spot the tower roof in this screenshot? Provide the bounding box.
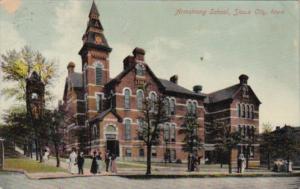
[89,1,99,18]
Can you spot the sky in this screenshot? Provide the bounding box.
[0,0,299,129]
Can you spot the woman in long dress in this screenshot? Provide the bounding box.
[69,149,78,174]
[111,154,117,173]
[90,151,98,175]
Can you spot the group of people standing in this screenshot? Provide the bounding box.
[187,153,202,172]
[68,148,117,175]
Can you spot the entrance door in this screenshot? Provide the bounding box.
[106,140,119,156]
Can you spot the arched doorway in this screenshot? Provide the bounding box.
[105,125,119,156]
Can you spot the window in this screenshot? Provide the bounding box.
[238,125,242,136]
[246,105,249,118]
[84,93,88,112]
[251,105,255,119]
[83,64,87,87]
[95,62,103,85]
[237,103,241,117]
[136,90,144,110]
[93,124,98,139]
[192,101,197,114]
[124,89,131,109]
[151,149,157,157]
[241,104,245,118]
[137,119,144,140]
[136,63,145,76]
[170,124,176,142]
[139,149,144,157]
[96,94,103,112]
[187,101,193,114]
[124,119,131,140]
[164,98,170,115]
[125,148,132,157]
[149,92,157,111]
[249,146,254,158]
[164,123,170,142]
[170,149,176,161]
[170,98,176,115]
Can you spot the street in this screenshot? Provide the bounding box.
[0,172,299,189]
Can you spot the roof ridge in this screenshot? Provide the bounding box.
[207,83,240,96]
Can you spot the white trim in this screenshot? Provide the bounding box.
[122,87,132,95]
[103,118,118,122]
[87,83,105,87]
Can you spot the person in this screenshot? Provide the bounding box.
[111,153,117,173]
[90,151,98,175]
[238,153,245,173]
[105,150,111,172]
[195,154,201,172]
[77,152,84,175]
[69,148,78,174]
[96,151,102,173]
[42,149,49,162]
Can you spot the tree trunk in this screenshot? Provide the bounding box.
[54,142,60,167]
[146,144,152,175]
[35,139,39,161]
[267,152,271,170]
[228,149,232,174]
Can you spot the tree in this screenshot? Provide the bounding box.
[137,92,169,175]
[179,112,202,171]
[1,46,57,102]
[259,123,275,170]
[207,120,241,173]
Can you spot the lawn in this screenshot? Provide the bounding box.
[4,158,66,173]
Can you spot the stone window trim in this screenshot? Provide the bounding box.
[123,118,132,140]
[136,89,144,110]
[123,87,132,110]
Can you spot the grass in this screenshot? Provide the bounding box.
[4,158,66,173]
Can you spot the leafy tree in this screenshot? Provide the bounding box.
[207,120,241,173]
[137,92,169,175]
[259,123,275,170]
[179,112,202,171]
[1,46,57,102]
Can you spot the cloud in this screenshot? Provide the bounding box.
[0,0,21,14]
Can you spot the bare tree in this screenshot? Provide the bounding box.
[137,92,169,175]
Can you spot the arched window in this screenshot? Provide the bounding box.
[124,119,131,140]
[124,88,131,109]
[149,92,157,111]
[192,101,197,114]
[170,124,176,142]
[251,105,255,119]
[96,94,103,112]
[136,63,145,76]
[170,98,176,115]
[95,62,103,85]
[237,103,241,117]
[241,104,245,118]
[164,98,170,115]
[164,123,170,142]
[246,104,250,118]
[187,101,193,114]
[136,90,144,110]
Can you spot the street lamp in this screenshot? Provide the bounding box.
[0,137,5,170]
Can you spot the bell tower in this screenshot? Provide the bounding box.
[79,1,112,119]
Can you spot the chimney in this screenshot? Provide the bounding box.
[123,55,135,70]
[193,85,202,94]
[133,47,145,62]
[67,62,75,75]
[239,74,249,85]
[170,75,178,84]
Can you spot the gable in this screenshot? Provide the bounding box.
[232,85,261,105]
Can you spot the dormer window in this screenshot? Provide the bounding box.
[136,63,145,76]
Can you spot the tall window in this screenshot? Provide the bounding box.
[237,103,241,117]
[187,101,193,114]
[164,123,170,142]
[251,105,255,119]
[192,101,197,114]
[137,119,144,140]
[96,94,102,112]
[124,89,131,109]
[124,119,131,140]
[170,124,176,142]
[83,64,87,87]
[246,105,249,118]
[95,62,103,85]
[149,92,157,111]
[136,63,145,76]
[164,98,170,116]
[136,90,144,110]
[241,104,245,118]
[170,98,176,115]
[93,124,98,139]
[84,93,88,112]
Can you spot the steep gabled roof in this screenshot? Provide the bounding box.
[205,84,261,104]
[105,62,205,99]
[63,72,83,100]
[89,108,122,124]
